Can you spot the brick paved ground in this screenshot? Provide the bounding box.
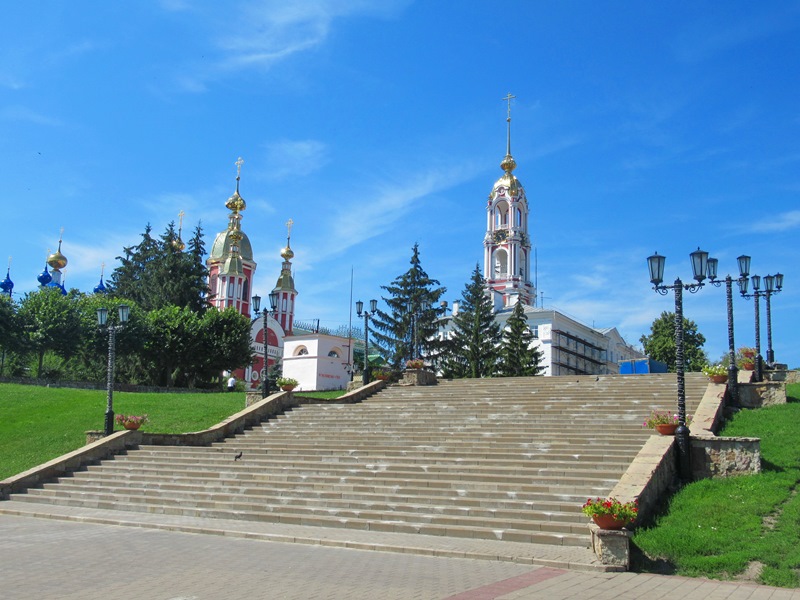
[3,515,800,600]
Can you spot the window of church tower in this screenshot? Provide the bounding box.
[242,279,249,302]
[495,201,509,229]
[493,249,508,277]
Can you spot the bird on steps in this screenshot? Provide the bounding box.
[234,451,243,461]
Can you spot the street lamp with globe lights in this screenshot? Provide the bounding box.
[97,304,130,436]
[356,299,378,384]
[647,247,711,481]
[252,291,278,398]
[736,256,784,382]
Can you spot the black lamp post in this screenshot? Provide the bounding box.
[356,299,378,384]
[647,248,711,481]
[705,259,739,403]
[764,272,783,366]
[736,256,783,381]
[97,304,130,436]
[252,291,278,398]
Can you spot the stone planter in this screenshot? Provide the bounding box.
[401,368,437,386]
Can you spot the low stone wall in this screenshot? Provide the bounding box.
[691,437,761,479]
[737,382,786,408]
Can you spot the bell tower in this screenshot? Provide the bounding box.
[483,93,535,307]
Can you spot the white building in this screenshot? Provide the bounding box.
[282,334,352,392]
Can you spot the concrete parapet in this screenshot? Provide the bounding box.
[691,383,727,437]
[1,430,135,500]
[607,435,676,530]
[589,523,632,569]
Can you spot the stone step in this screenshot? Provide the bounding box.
[59,468,615,496]
[117,450,627,476]
[14,494,587,546]
[24,485,588,524]
[76,462,617,488]
[131,447,636,468]
[39,479,589,512]
[5,372,708,554]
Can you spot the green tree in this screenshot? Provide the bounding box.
[443,265,502,378]
[143,305,201,387]
[109,222,209,313]
[0,294,24,377]
[370,244,446,368]
[499,301,545,377]
[639,311,707,372]
[187,307,254,388]
[72,295,148,384]
[17,289,83,377]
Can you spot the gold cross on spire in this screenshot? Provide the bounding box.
[502,92,516,121]
[286,218,294,238]
[235,157,244,178]
[177,210,185,233]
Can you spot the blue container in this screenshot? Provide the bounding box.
[619,358,668,374]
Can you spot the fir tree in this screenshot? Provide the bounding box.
[370,244,446,368]
[109,222,209,313]
[443,265,501,378]
[499,300,544,376]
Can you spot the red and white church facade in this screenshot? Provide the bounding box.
[206,160,351,392]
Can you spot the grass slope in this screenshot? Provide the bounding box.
[0,384,245,480]
[633,382,800,587]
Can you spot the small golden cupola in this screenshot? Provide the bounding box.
[271,218,298,335]
[43,229,68,295]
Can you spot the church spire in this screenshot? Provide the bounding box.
[501,92,517,174]
[483,94,535,308]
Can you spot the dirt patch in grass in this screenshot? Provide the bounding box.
[734,561,764,582]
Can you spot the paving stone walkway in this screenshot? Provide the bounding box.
[2,513,799,600]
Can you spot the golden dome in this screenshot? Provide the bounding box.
[500,153,516,173]
[281,246,294,260]
[225,190,246,213]
[47,248,67,270]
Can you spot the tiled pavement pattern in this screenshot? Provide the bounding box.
[2,514,798,600]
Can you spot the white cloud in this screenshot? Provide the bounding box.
[750,210,800,233]
[262,139,328,180]
[0,106,62,126]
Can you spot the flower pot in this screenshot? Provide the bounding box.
[741,362,754,370]
[655,423,678,435]
[281,385,296,391]
[123,422,141,430]
[592,514,628,530]
[709,374,728,384]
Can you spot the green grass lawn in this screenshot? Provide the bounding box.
[0,383,247,480]
[0,383,347,481]
[633,382,800,587]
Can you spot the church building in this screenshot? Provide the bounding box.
[207,159,351,392]
[440,96,644,376]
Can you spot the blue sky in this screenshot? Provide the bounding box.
[3,1,800,367]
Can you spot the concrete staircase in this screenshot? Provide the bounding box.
[5,373,707,550]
